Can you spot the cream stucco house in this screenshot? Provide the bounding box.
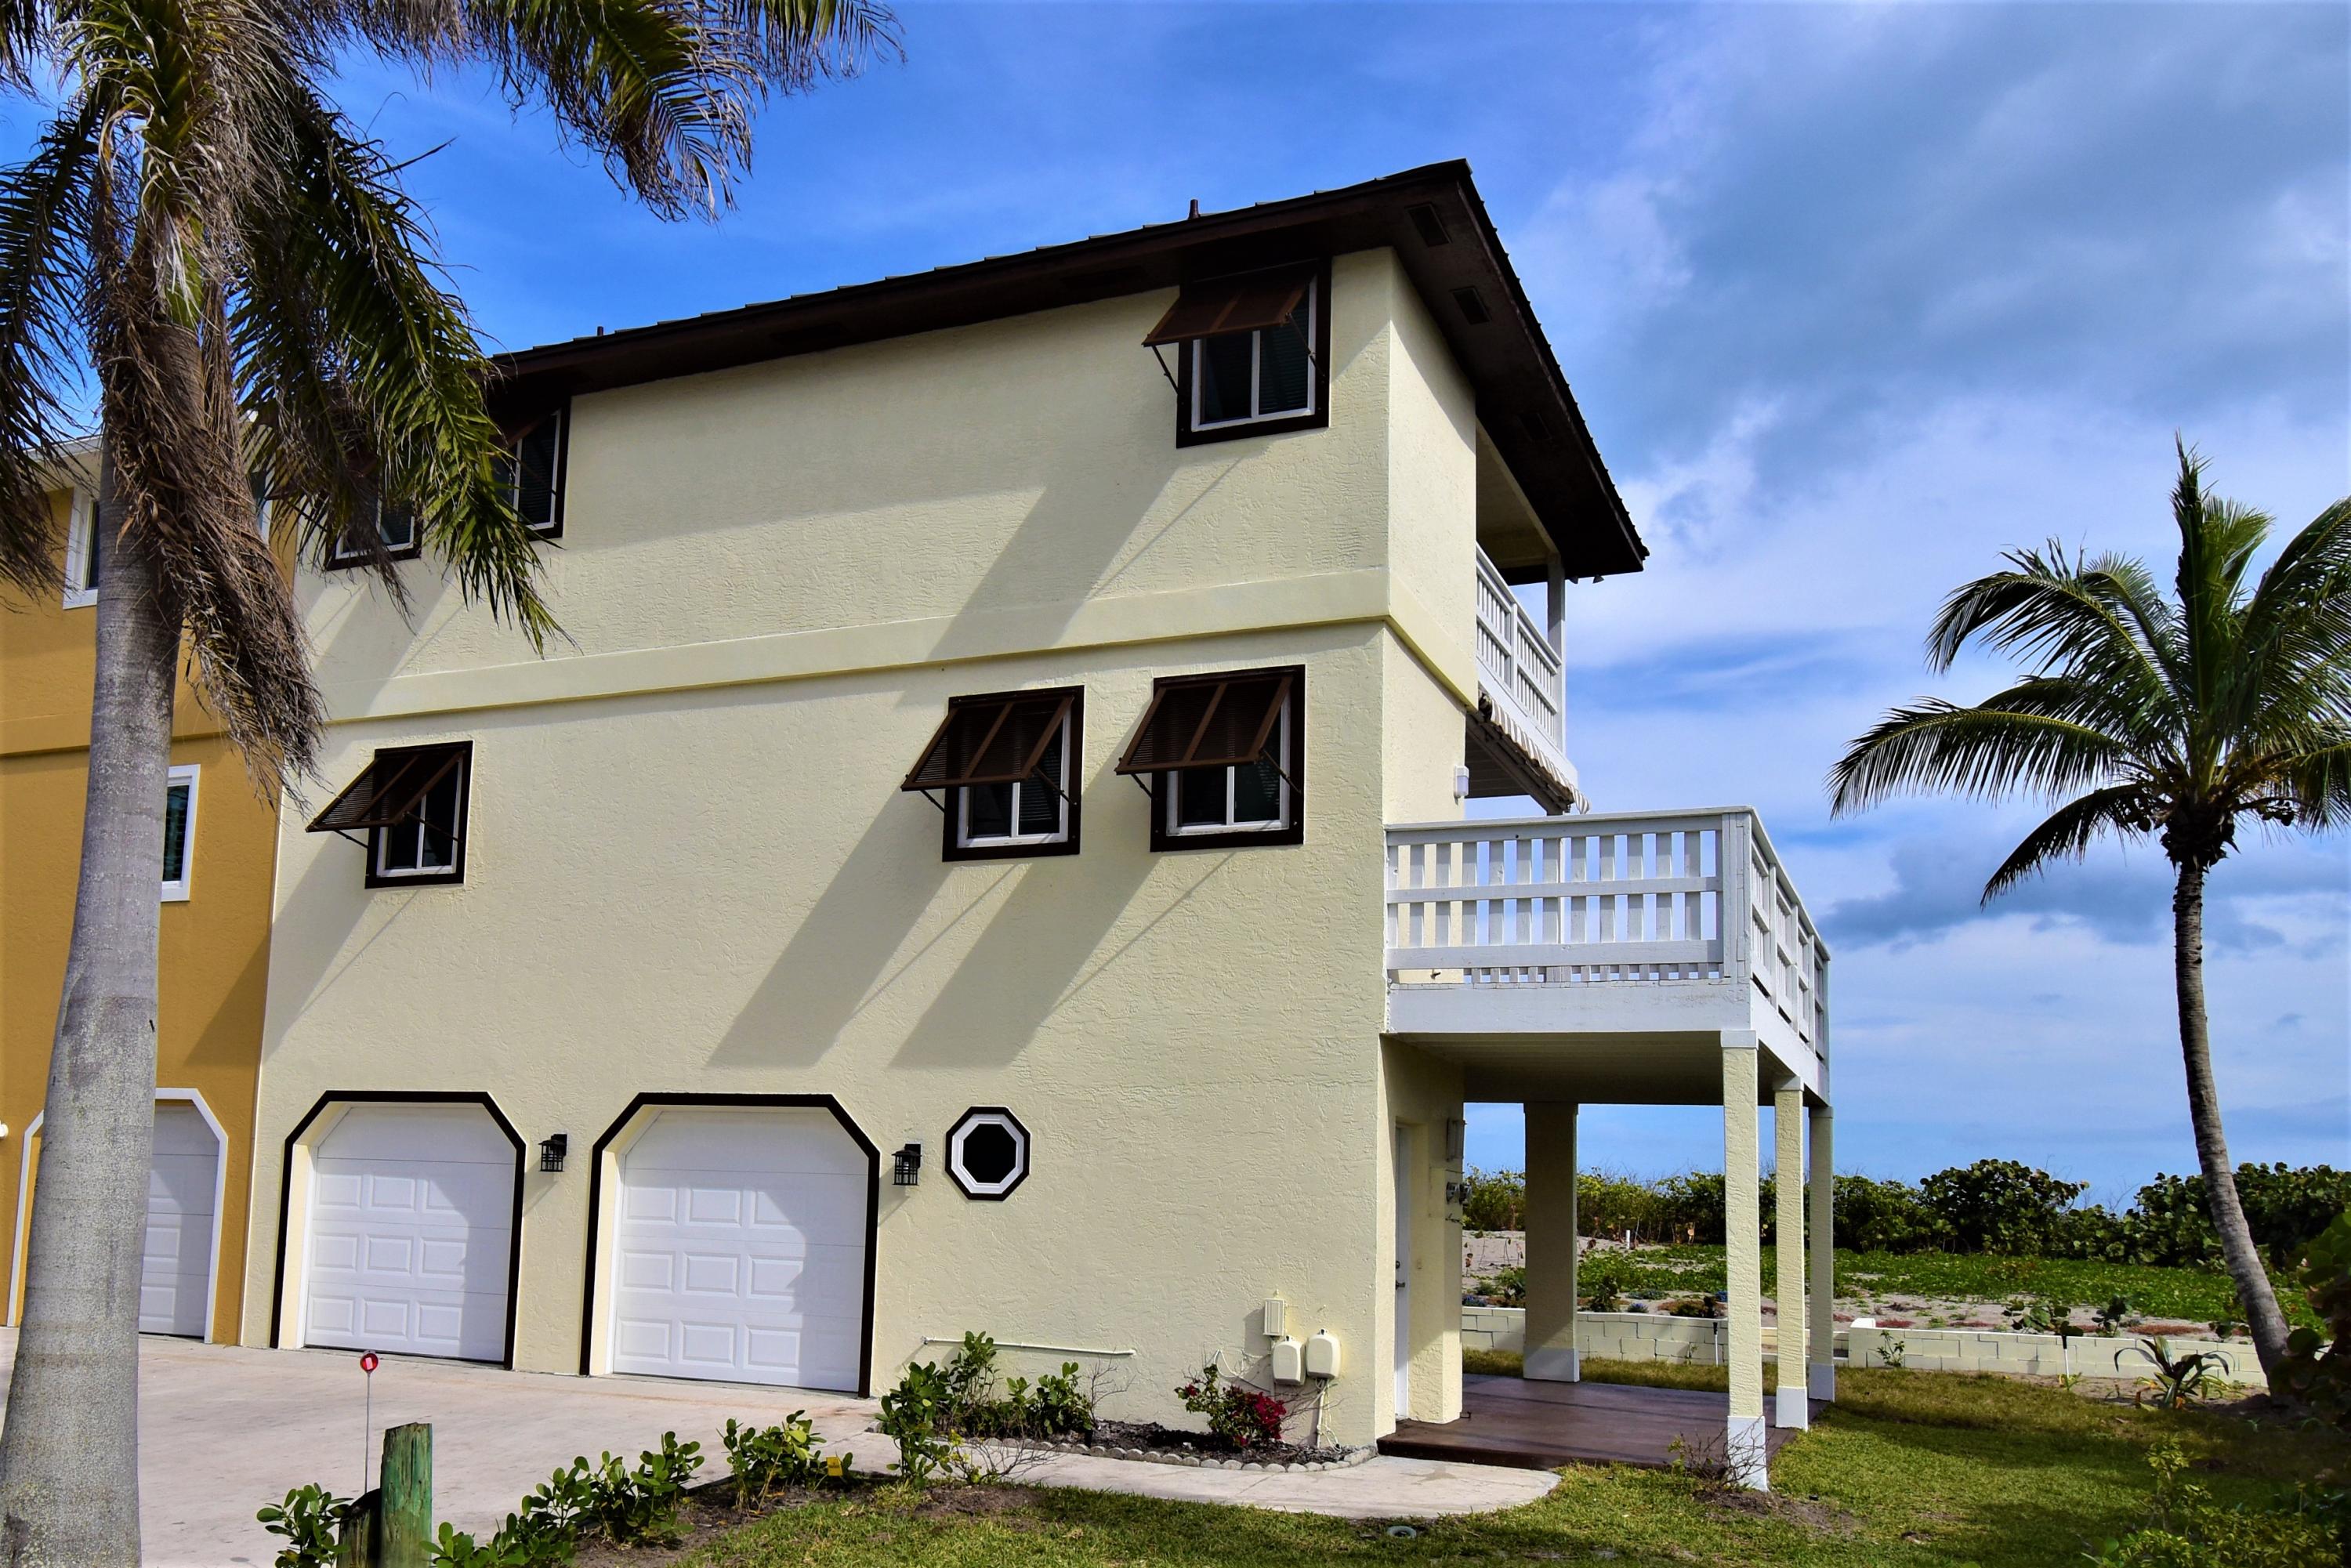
[240,161,1833,1480]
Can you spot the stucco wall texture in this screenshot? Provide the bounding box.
[2,490,280,1343]
[247,247,1501,1445]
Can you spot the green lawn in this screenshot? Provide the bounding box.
[1545,1246,2308,1327]
[677,1367,2344,1568]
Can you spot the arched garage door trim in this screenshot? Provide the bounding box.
[268,1090,526,1367]
[578,1093,879,1395]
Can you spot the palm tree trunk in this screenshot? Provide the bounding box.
[2172,860,2291,1374]
[0,465,176,1566]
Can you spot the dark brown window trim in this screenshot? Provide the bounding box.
[930,687,1084,864]
[344,741,473,889]
[1173,259,1333,449]
[1145,664,1306,853]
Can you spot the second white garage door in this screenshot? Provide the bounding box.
[610,1106,869,1391]
[302,1103,516,1362]
[139,1103,220,1338]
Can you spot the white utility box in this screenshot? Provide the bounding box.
[1304,1329,1340,1379]
[1270,1336,1304,1385]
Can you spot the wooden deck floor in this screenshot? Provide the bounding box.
[1377,1375,1816,1472]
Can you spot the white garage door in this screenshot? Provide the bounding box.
[139,1103,219,1338]
[303,1103,514,1362]
[610,1107,868,1391]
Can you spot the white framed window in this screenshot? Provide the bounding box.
[1190,276,1319,433]
[958,715,1071,850]
[502,405,567,538]
[1116,667,1304,852]
[328,497,418,567]
[373,754,466,882]
[1168,697,1292,836]
[161,764,198,901]
[62,487,98,608]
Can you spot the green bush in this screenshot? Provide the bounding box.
[2090,1444,2345,1566]
[256,1483,351,1568]
[2269,1208,2351,1432]
[878,1360,965,1483]
[582,1433,701,1546]
[2134,1166,2351,1269]
[1579,1250,1632,1312]
[722,1413,827,1508]
[1918,1159,2089,1255]
[1458,1167,1525,1231]
[1831,1174,1945,1253]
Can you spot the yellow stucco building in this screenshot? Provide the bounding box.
[1,454,277,1344]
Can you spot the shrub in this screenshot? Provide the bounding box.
[581,1433,701,1546]
[1458,1167,1525,1232]
[1919,1160,2089,1255]
[2134,1165,2351,1269]
[1579,1250,1631,1313]
[2090,1444,2346,1566]
[1832,1174,1945,1253]
[878,1360,964,1483]
[722,1413,826,1508]
[257,1484,352,1568]
[1175,1363,1287,1452]
[1577,1170,1670,1242]
[1483,1264,1527,1307]
[2269,1208,2351,1432]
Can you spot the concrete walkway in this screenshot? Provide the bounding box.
[0,1332,1555,1564]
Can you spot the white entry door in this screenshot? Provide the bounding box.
[139,1103,219,1338]
[1393,1125,1411,1419]
[610,1106,868,1391]
[302,1103,515,1361]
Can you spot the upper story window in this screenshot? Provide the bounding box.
[1143,263,1331,447]
[327,497,420,568]
[306,741,473,888]
[901,688,1083,860]
[1117,666,1304,851]
[500,404,568,538]
[161,764,198,901]
[62,487,98,608]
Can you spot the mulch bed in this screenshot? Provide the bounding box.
[1057,1418,1364,1468]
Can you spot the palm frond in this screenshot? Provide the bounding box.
[1983,784,2148,900]
[2268,741,2351,831]
[1922,544,2185,734]
[0,100,101,597]
[236,79,553,650]
[1828,699,2132,816]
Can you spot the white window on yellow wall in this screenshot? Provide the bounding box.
[62,487,98,609]
[161,764,198,901]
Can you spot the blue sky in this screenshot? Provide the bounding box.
[9,2,2344,1200]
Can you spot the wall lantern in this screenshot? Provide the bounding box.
[539,1133,569,1172]
[893,1142,922,1187]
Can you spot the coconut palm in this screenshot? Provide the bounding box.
[0,0,893,1555]
[1831,444,2350,1378]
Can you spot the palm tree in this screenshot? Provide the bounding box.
[1831,444,2349,1379]
[0,0,892,1555]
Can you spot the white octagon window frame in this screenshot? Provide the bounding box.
[945,1108,1030,1201]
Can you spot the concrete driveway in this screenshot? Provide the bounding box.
[0,1330,878,1566]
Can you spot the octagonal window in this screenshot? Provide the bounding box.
[946,1108,1030,1200]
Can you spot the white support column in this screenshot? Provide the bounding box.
[1722,1039,1768,1490]
[1523,1102,1580,1382]
[1773,1084,1808,1429]
[1808,1103,1836,1402]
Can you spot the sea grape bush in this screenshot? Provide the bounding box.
[255,1484,351,1568]
[1459,1160,2347,1266]
[878,1331,1102,1485]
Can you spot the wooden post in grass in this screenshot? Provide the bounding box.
[337,1422,433,1567]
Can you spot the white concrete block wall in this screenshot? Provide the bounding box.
[1462,1306,2266,1387]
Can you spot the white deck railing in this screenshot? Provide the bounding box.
[1384,809,1830,1052]
[1473,546,1567,767]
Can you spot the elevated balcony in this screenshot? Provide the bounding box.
[1383,809,1828,1103]
[1467,545,1578,811]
